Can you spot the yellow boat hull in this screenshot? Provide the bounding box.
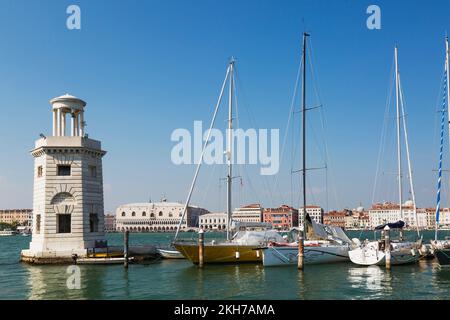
[87,252,124,258]
[174,243,263,264]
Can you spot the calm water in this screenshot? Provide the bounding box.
[0,230,449,300]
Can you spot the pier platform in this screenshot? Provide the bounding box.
[20,245,158,264]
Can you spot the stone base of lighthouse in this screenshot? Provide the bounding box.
[21,249,89,264]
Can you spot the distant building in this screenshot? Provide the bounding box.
[426,208,436,230]
[351,210,370,229]
[199,212,228,230]
[426,207,450,229]
[232,204,263,223]
[345,214,354,230]
[263,205,298,230]
[323,211,347,228]
[0,209,33,226]
[340,207,370,230]
[298,205,324,226]
[115,199,209,232]
[104,213,116,232]
[369,201,427,229]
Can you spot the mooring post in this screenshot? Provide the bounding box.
[384,226,391,269]
[124,230,129,269]
[198,229,204,268]
[298,229,304,270]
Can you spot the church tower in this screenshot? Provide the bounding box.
[21,94,107,263]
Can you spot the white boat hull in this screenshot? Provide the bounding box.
[157,248,185,259]
[349,241,420,266]
[262,244,350,266]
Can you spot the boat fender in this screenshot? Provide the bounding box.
[352,238,361,247]
[256,250,260,258]
[411,249,416,256]
[235,251,240,259]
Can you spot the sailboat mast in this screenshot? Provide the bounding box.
[395,46,403,221]
[446,36,450,142]
[398,73,420,238]
[226,58,235,241]
[437,36,450,239]
[302,33,309,240]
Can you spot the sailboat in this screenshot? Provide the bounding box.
[173,58,286,264]
[261,33,354,267]
[431,36,450,267]
[348,46,422,266]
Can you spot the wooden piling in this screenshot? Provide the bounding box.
[198,229,204,268]
[124,230,129,269]
[298,230,304,270]
[384,226,391,269]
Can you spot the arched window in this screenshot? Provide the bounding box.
[132,211,136,217]
[159,211,163,216]
[121,212,125,217]
[169,213,173,217]
[51,192,76,233]
[142,211,146,216]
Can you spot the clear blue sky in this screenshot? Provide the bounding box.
[1,0,450,213]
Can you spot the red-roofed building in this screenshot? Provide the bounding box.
[263,205,298,230]
[323,210,347,228]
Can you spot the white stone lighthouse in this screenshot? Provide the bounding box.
[21,94,107,263]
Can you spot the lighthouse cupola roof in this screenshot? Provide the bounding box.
[50,93,87,137]
[50,93,86,112]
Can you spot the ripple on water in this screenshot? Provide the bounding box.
[1,231,450,299]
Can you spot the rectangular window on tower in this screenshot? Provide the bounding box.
[57,165,71,176]
[89,165,97,178]
[89,213,99,232]
[37,166,43,177]
[36,214,41,234]
[57,214,71,233]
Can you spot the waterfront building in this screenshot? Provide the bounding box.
[340,206,371,230]
[426,208,436,229]
[104,213,116,232]
[0,209,32,226]
[232,204,263,223]
[426,207,450,229]
[298,205,324,226]
[440,208,450,226]
[323,210,347,228]
[199,212,228,230]
[353,211,370,229]
[115,199,209,232]
[368,201,428,229]
[21,94,107,263]
[345,213,354,230]
[263,205,298,230]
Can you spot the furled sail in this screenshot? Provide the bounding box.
[374,220,405,230]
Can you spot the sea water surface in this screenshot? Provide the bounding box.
[0,230,449,300]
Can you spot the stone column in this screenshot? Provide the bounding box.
[74,114,79,136]
[79,112,84,137]
[52,110,57,136]
[56,108,61,136]
[71,113,75,136]
[61,111,66,136]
